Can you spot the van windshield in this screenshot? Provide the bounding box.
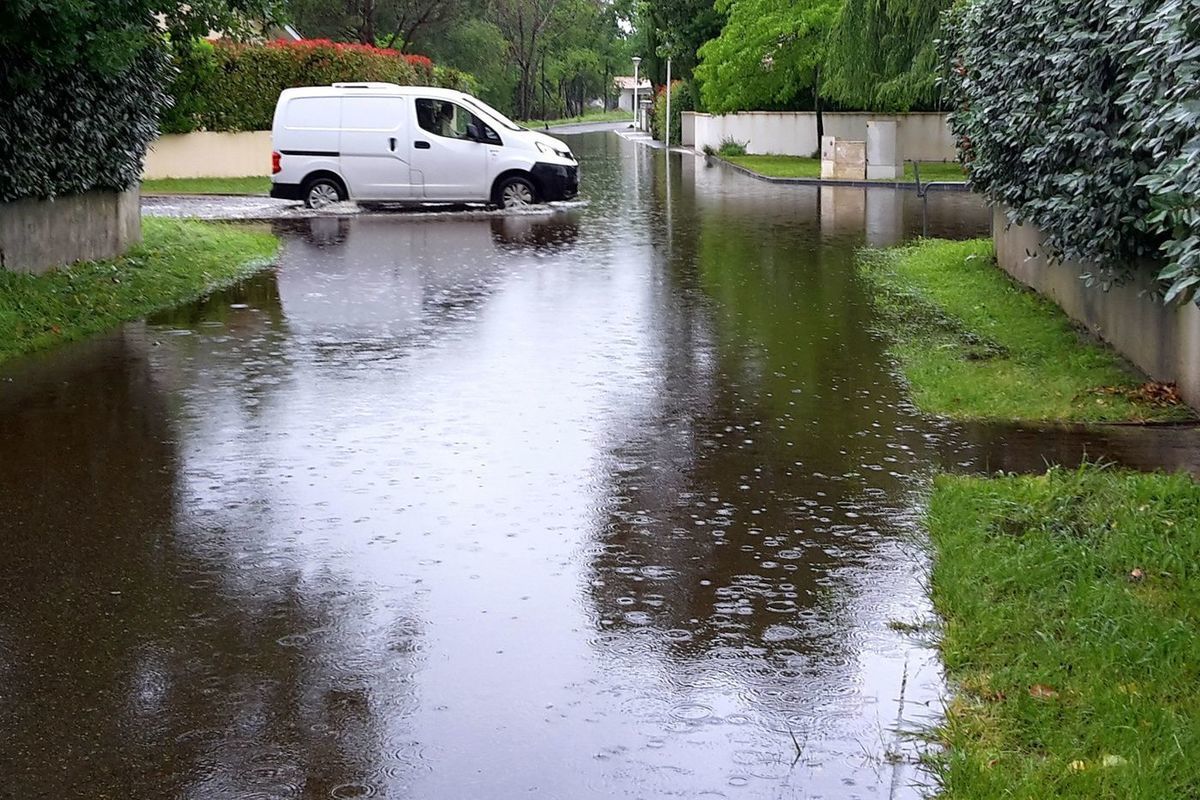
[460,97,523,132]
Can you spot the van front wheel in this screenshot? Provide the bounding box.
[496,176,538,209]
[303,177,345,209]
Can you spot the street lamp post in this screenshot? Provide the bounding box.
[631,56,642,129]
[664,57,672,146]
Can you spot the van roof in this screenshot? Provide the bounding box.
[280,84,466,100]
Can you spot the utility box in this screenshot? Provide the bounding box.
[866,120,901,180]
[821,135,867,180]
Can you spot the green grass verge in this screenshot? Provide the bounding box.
[141,176,271,195]
[927,465,1200,799]
[862,239,1192,422]
[0,217,278,364]
[723,154,966,182]
[518,109,634,129]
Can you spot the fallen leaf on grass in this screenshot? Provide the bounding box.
[1069,760,1087,772]
[1094,382,1184,407]
[1102,754,1128,768]
[1029,684,1059,699]
[1129,567,1145,582]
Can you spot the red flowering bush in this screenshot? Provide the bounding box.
[163,39,443,133]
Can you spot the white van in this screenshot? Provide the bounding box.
[270,83,580,209]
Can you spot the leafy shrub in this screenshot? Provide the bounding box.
[162,39,455,134]
[717,137,749,157]
[1,41,169,203]
[650,80,695,146]
[940,0,1200,304]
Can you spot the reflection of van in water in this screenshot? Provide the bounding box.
[271,83,580,209]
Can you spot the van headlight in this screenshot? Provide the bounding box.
[536,142,554,155]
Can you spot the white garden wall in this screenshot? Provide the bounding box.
[688,112,957,162]
[142,131,273,179]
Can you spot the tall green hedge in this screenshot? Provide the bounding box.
[162,39,472,134]
[0,6,170,203]
[650,81,695,146]
[941,0,1200,304]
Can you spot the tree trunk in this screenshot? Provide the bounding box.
[814,68,824,157]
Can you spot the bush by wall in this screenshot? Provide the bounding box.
[1,15,170,202]
[650,81,695,146]
[162,39,456,134]
[941,0,1200,304]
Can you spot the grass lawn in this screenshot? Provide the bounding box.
[0,218,278,364]
[518,109,633,129]
[861,239,1192,422]
[722,154,966,183]
[141,176,271,195]
[927,465,1200,799]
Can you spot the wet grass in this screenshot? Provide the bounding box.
[0,218,278,364]
[518,109,633,129]
[926,465,1200,799]
[723,155,966,182]
[141,176,271,195]
[862,239,1192,422]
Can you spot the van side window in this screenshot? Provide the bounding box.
[416,99,500,144]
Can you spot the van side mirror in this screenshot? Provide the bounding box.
[466,122,481,141]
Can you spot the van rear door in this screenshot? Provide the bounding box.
[339,95,414,200]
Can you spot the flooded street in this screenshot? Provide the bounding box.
[3,134,1198,799]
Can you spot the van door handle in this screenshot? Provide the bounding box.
[414,141,431,150]
[389,137,396,152]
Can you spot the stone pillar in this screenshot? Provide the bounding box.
[0,188,141,275]
[866,120,901,180]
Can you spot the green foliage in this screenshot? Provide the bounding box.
[823,0,951,110]
[862,239,1191,422]
[162,39,440,133]
[0,218,278,364]
[927,465,1200,800]
[650,81,694,145]
[940,0,1200,305]
[0,0,283,202]
[695,0,837,114]
[635,0,727,84]
[718,138,749,157]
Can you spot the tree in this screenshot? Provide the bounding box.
[632,0,726,85]
[0,0,281,203]
[822,0,951,111]
[695,0,838,143]
[286,0,465,51]
[489,0,563,119]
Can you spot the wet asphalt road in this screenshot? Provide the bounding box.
[4,132,1199,800]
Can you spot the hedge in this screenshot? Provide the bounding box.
[650,81,695,146]
[1,13,170,203]
[940,0,1200,304]
[162,39,474,134]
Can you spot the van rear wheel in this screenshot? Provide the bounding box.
[303,177,344,209]
[496,176,538,209]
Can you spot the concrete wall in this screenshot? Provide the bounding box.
[0,189,141,275]
[143,131,273,179]
[994,207,1200,410]
[692,112,957,162]
[681,111,697,147]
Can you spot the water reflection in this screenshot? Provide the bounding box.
[0,133,1195,800]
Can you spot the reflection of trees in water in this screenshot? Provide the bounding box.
[585,180,933,670]
[0,331,424,798]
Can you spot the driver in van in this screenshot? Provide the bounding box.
[435,102,456,138]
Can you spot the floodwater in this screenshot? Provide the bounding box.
[2,134,1197,800]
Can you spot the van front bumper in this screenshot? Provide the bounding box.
[532,162,579,201]
[270,182,305,201]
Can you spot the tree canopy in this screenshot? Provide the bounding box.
[694,0,838,115]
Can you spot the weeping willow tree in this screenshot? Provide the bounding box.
[823,0,952,111]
